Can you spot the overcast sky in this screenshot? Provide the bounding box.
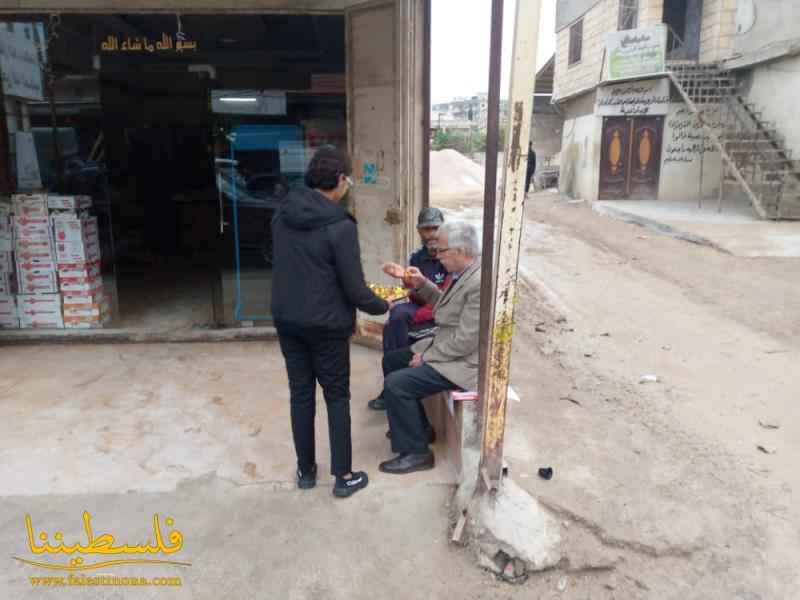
[431,0,556,104]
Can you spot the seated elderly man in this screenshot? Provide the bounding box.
[378,220,481,474]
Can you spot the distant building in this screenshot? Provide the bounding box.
[553,0,800,219]
[431,93,508,132]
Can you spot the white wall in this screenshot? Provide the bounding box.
[731,0,798,58]
[559,112,601,201]
[658,102,723,201]
[742,55,800,159]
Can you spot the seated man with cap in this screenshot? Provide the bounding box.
[378,220,482,474]
[367,207,448,411]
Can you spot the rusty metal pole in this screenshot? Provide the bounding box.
[478,0,541,490]
[422,0,432,210]
[477,0,504,467]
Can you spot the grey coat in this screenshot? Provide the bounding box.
[411,259,481,391]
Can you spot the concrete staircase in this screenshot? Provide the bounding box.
[668,63,800,220]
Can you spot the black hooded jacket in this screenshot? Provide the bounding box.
[270,186,388,335]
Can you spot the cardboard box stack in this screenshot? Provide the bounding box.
[12,194,62,329]
[0,201,15,328]
[51,196,109,329]
[0,205,13,297]
[0,193,108,330]
[0,293,17,329]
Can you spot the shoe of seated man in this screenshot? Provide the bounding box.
[379,452,435,474]
[333,470,369,498]
[385,426,436,444]
[367,394,386,411]
[297,464,317,490]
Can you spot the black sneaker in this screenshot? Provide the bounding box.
[297,464,317,490]
[333,471,369,498]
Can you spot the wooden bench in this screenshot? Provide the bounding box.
[423,391,480,485]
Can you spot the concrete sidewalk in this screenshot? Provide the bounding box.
[593,199,800,257]
[0,342,483,599]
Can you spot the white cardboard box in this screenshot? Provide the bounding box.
[17,259,55,271]
[62,290,106,306]
[56,239,101,264]
[15,239,55,263]
[64,318,107,329]
[18,292,60,311]
[58,261,101,280]
[60,275,103,295]
[47,195,92,211]
[12,194,48,218]
[0,315,19,329]
[0,220,12,253]
[20,313,64,329]
[17,266,57,294]
[0,294,16,317]
[18,294,63,328]
[63,301,109,318]
[13,217,51,240]
[0,272,11,295]
[52,216,98,244]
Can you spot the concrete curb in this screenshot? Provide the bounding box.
[0,326,279,345]
[591,203,732,254]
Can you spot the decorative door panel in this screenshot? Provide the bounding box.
[628,116,663,199]
[599,116,663,200]
[599,117,631,200]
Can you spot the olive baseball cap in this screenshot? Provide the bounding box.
[417,207,444,228]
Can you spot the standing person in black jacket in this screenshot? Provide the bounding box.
[271,146,390,498]
[525,141,537,194]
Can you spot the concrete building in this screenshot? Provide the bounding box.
[553,0,800,219]
[432,93,508,132]
[531,55,562,167]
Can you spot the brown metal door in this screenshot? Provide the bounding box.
[599,117,631,200]
[628,116,664,199]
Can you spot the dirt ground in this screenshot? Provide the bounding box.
[2,177,799,597]
[437,189,800,598]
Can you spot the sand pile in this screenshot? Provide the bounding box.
[430,149,485,192]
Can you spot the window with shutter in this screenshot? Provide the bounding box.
[569,19,583,66]
[618,0,639,30]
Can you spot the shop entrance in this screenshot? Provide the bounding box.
[35,13,347,330]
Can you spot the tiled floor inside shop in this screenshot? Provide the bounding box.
[113,263,215,331]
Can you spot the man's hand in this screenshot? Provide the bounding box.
[382,262,406,279]
[403,266,426,290]
[384,299,395,313]
[408,353,423,368]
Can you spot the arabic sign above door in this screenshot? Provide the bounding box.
[100,34,198,53]
[596,77,670,116]
[605,24,667,82]
[0,22,45,101]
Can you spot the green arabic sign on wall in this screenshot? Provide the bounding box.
[606,25,667,81]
